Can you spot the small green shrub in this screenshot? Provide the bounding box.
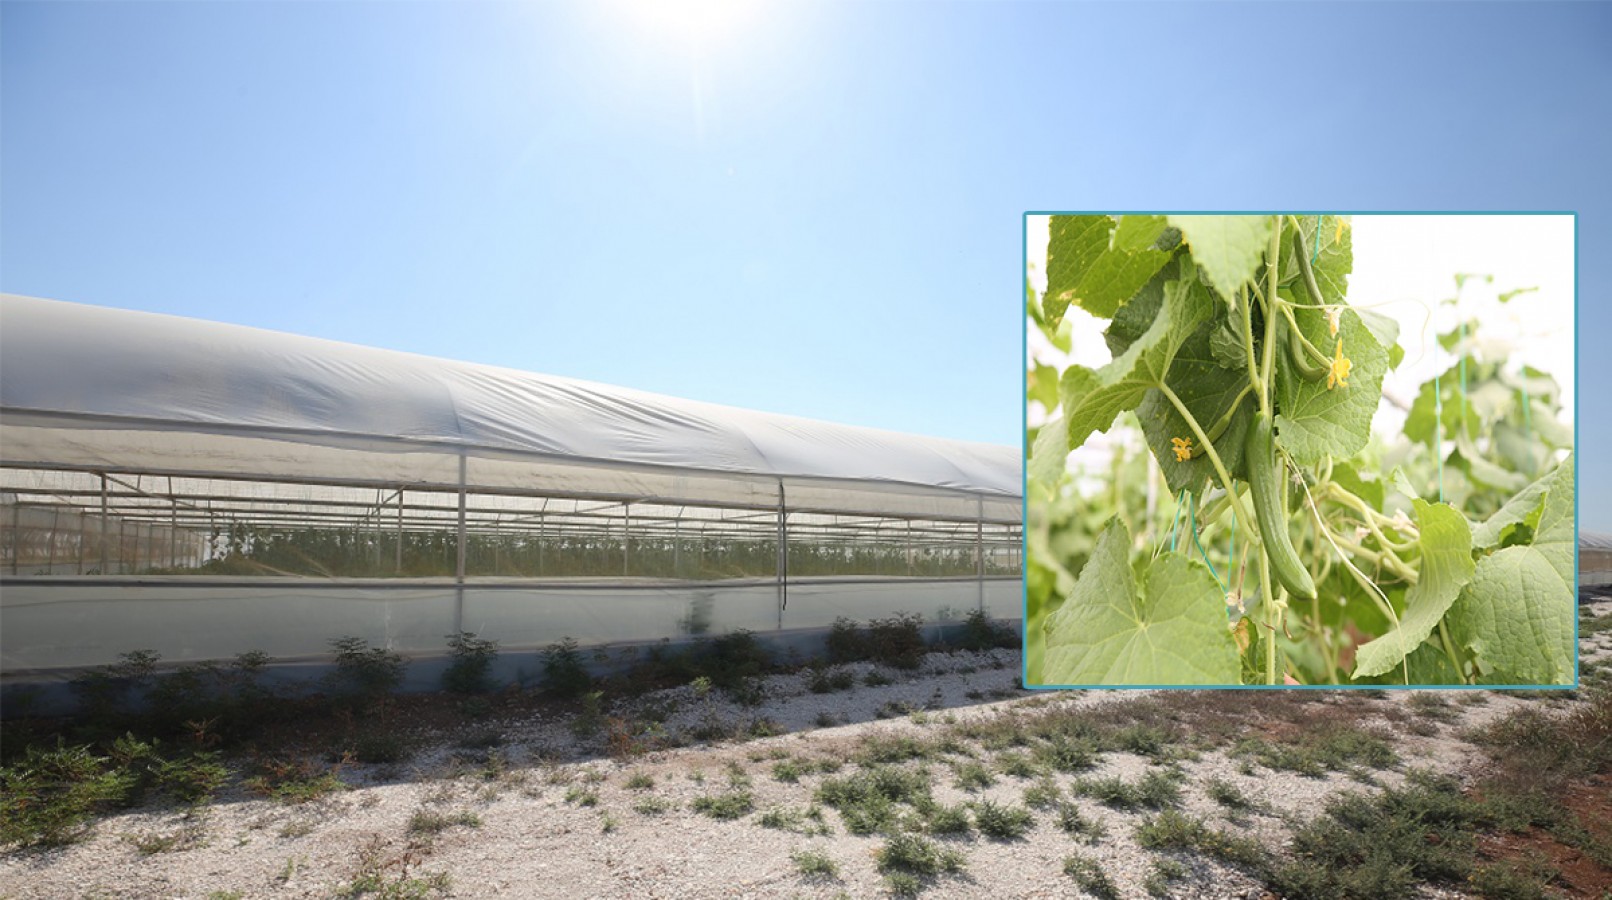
[442,632,499,695]
[407,809,482,836]
[791,847,839,877]
[972,799,1033,839]
[0,740,134,846]
[826,617,869,663]
[876,833,967,877]
[692,790,754,819]
[923,802,972,835]
[867,613,927,669]
[328,637,405,705]
[956,609,1018,651]
[1144,858,1189,897]
[1063,853,1119,900]
[624,771,655,791]
[542,637,593,699]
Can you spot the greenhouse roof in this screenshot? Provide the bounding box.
[0,295,1020,509]
[1582,532,1612,552]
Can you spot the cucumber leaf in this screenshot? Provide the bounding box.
[1351,500,1476,680]
[1446,454,1575,684]
[1042,519,1240,685]
[1274,304,1389,466]
[1045,215,1172,324]
[1060,265,1214,450]
[1167,215,1273,305]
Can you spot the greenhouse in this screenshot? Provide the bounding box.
[1582,532,1612,589]
[0,295,1023,686]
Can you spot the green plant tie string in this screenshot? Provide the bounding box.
[1168,489,1187,553]
[1188,492,1225,591]
[1312,215,1323,263]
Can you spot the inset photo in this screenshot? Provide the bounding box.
[1025,213,1575,687]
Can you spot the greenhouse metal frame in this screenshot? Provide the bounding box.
[0,295,1022,682]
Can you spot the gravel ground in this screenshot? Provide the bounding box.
[2,607,1606,900]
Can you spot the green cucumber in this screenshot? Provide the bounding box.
[1282,312,1329,382]
[1245,411,1317,601]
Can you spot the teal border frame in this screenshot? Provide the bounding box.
[1021,211,1579,692]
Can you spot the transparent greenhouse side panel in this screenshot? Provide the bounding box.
[0,582,458,673]
[461,582,781,648]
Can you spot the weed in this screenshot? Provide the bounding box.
[864,671,895,687]
[858,734,934,766]
[1063,853,1119,900]
[624,771,655,791]
[1036,734,1099,773]
[692,790,754,819]
[1144,858,1189,897]
[956,609,1018,651]
[826,617,869,664]
[814,711,840,728]
[571,691,606,739]
[279,819,315,838]
[348,731,411,765]
[328,637,405,706]
[791,847,839,878]
[1135,810,1266,869]
[563,786,599,806]
[1055,802,1107,844]
[994,750,1042,779]
[772,759,804,783]
[876,833,967,877]
[867,613,927,669]
[632,796,673,815]
[441,632,499,695]
[245,757,347,804]
[922,802,972,836]
[599,812,618,833]
[807,665,858,694]
[406,809,481,837]
[951,760,995,792]
[971,799,1033,840]
[724,761,752,788]
[541,637,593,699]
[1022,775,1063,810]
[1204,775,1253,811]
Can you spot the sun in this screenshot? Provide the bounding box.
[620,0,759,53]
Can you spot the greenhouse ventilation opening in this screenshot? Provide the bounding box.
[0,295,1022,690]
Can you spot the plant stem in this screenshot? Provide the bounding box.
[1260,217,1282,410]
[1241,287,1265,413]
[1257,549,1276,685]
[1157,382,1255,536]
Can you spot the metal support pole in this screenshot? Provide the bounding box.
[455,453,467,634]
[396,488,404,574]
[623,502,631,578]
[99,475,110,575]
[777,480,787,630]
[976,497,985,612]
[9,502,18,575]
[47,507,60,574]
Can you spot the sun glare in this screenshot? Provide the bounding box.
[619,0,759,53]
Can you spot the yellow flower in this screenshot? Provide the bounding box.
[1327,339,1352,390]
[1325,306,1342,337]
[1171,436,1193,462]
[1334,217,1347,244]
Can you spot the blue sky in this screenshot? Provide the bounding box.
[3,2,1610,521]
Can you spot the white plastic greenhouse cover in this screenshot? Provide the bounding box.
[0,295,1021,521]
[1582,531,1612,588]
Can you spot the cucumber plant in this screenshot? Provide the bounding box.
[1027,214,1574,686]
